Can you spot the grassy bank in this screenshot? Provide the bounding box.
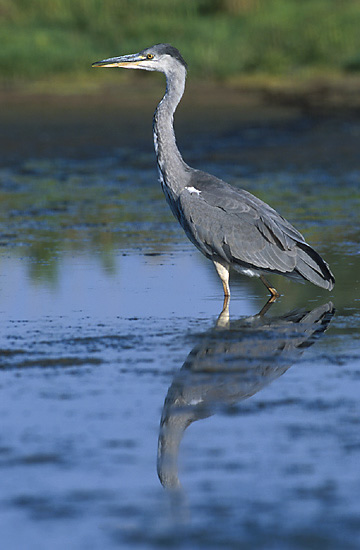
[1,0,360,85]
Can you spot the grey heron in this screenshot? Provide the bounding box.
[93,44,335,303]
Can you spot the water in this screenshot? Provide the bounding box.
[0,90,359,549]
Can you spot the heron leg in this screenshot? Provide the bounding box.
[260,274,280,299]
[216,295,230,329]
[213,260,230,298]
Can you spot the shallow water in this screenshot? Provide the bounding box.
[0,93,359,548]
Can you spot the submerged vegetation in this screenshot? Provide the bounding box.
[1,0,360,83]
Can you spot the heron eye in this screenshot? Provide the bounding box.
[146,53,154,60]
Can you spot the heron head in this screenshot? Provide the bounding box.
[92,43,187,75]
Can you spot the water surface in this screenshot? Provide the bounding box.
[0,90,359,548]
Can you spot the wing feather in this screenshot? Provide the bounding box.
[178,171,300,274]
[175,169,334,289]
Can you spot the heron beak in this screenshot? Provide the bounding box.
[92,53,145,69]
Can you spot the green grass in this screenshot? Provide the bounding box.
[1,0,360,83]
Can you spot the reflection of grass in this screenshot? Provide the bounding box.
[0,156,358,304]
[0,159,176,284]
[1,0,360,84]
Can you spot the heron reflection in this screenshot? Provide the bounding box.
[157,301,334,490]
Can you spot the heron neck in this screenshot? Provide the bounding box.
[157,395,195,490]
[153,66,188,198]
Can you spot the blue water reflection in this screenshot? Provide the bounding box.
[158,301,335,491]
[0,106,359,548]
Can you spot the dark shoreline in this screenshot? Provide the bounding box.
[0,79,359,167]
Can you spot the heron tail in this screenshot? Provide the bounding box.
[295,242,335,290]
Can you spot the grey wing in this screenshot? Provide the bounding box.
[177,170,302,274]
